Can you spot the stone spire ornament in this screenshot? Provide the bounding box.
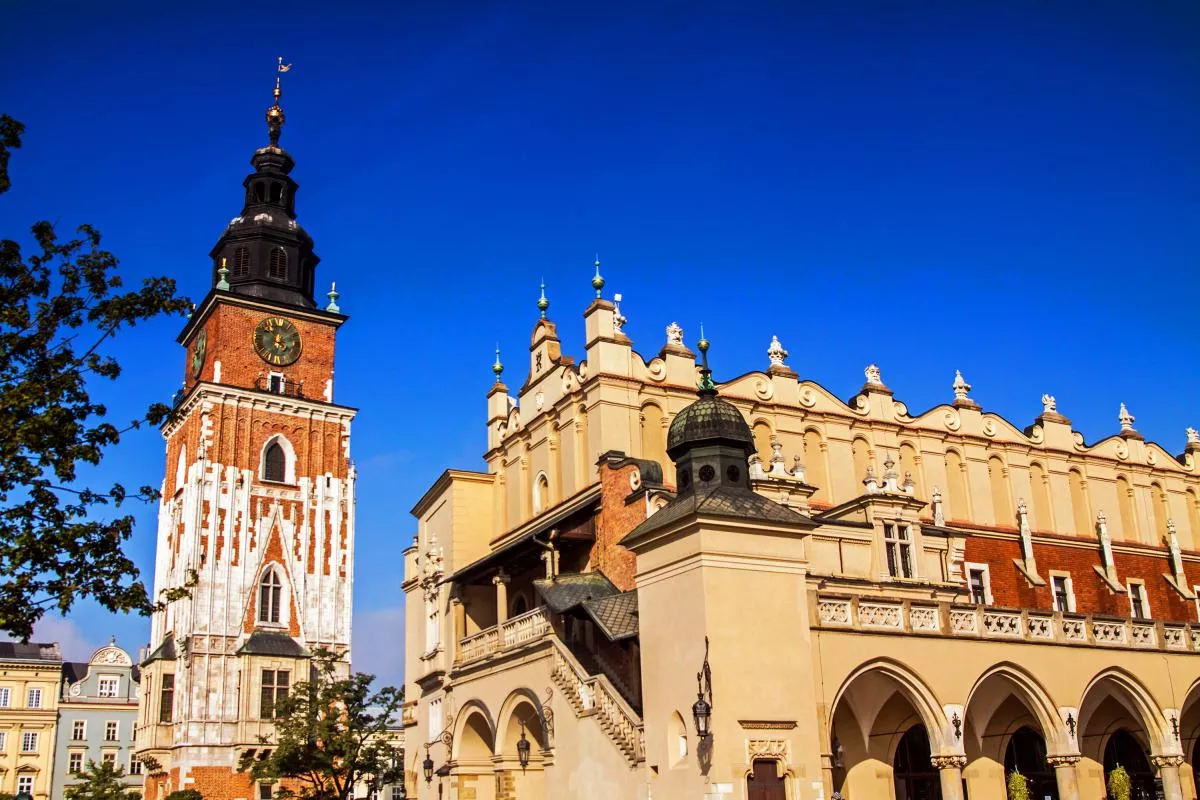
[325,282,340,313]
[1118,403,1135,432]
[215,257,230,291]
[882,453,899,492]
[767,335,789,368]
[931,487,945,526]
[537,279,549,319]
[612,293,626,335]
[591,255,604,299]
[952,370,971,402]
[863,464,879,495]
[769,435,787,477]
[666,322,684,347]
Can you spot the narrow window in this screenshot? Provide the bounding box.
[263,442,286,483]
[102,751,117,765]
[72,720,86,740]
[1129,582,1149,619]
[1053,576,1074,612]
[159,674,175,723]
[884,524,914,579]
[254,182,266,203]
[260,785,274,800]
[968,569,988,605]
[0,687,9,707]
[268,373,285,394]
[261,669,289,719]
[268,248,288,280]
[129,756,144,776]
[259,568,282,624]
[105,720,119,741]
[0,731,5,751]
[22,731,38,752]
[69,751,84,773]
[98,676,119,697]
[233,246,251,277]
[27,687,42,708]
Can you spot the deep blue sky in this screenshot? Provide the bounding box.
[2,1,1198,687]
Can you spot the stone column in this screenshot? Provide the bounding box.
[1152,755,1186,800]
[930,755,967,800]
[1046,755,1081,800]
[494,570,510,625]
[450,591,466,657]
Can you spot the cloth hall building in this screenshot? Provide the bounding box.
[401,280,1200,800]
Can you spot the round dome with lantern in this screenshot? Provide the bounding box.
[666,333,753,460]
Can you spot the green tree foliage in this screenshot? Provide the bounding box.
[63,760,137,800]
[0,114,190,638]
[238,649,404,800]
[1006,770,1029,800]
[164,791,205,800]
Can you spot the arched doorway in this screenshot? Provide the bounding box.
[1005,726,1058,800]
[453,708,497,800]
[895,725,942,800]
[746,759,786,800]
[498,695,547,800]
[1103,729,1155,800]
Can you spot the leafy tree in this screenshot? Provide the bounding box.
[164,791,205,800]
[238,649,404,800]
[63,760,137,800]
[0,115,190,638]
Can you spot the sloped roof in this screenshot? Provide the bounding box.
[534,573,618,614]
[0,642,63,662]
[622,484,811,544]
[237,631,308,658]
[583,591,639,641]
[141,637,176,665]
[63,661,89,683]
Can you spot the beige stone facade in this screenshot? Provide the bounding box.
[0,643,63,800]
[402,286,1200,800]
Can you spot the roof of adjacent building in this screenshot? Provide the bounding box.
[666,392,754,457]
[237,631,308,657]
[62,661,90,683]
[0,641,63,662]
[583,591,639,641]
[622,484,811,544]
[141,637,176,665]
[534,572,618,614]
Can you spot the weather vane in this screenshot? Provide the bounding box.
[267,56,293,147]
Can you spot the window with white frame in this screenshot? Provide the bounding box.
[1052,574,1075,612]
[428,697,444,743]
[17,775,33,796]
[424,596,440,654]
[102,751,117,765]
[883,523,915,579]
[105,720,119,741]
[0,687,9,707]
[26,687,42,708]
[258,567,283,625]
[966,563,992,605]
[1128,581,1149,619]
[0,731,7,751]
[69,751,84,773]
[98,675,120,698]
[72,720,86,740]
[21,731,38,752]
[129,756,144,775]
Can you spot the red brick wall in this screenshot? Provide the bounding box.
[964,534,1199,622]
[588,460,648,591]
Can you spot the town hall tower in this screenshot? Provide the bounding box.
[135,72,356,800]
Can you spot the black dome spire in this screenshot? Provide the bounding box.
[207,59,318,309]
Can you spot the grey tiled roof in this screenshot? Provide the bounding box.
[583,591,639,641]
[667,395,753,455]
[62,661,89,683]
[622,485,811,543]
[0,642,63,662]
[237,631,308,658]
[534,572,618,614]
[141,637,176,665]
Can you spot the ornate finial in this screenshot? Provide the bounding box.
[952,370,971,401]
[325,281,340,313]
[864,363,882,386]
[1118,402,1135,432]
[666,322,684,347]
[216,257,230,291]
[537,279,549,319]
[767,335,789,368]
[613,293,626,334]
[591,255,604,299]
[1168,518,1178,539]
[1041,394,1057,414]
[1097,510,1107,525]
[1188,427,1200,445]
[266,57,292,147]
[697,325,715,394]
[492,345,504,382]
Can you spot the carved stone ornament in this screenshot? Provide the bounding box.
[613,293,627,335]
[666,322,684,346]
[1041,394,1057,414]
[1119,402,1135,432]
[1151,755,1185,769]
[1188,427,1200,445]
[930,755,967,770]
[1045,754,1081,768]
[952,370,971,401]
[767,335,789,367]
[864,363,883,386]
[746,738,791,762]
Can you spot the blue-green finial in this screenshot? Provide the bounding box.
[591,255,604,299]
[216,257,230,291]
[492,344,504,381]
[697,324,716,394]
[537,279,549,319]
[325,281,341,313]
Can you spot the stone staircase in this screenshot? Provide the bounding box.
[550,639,645,766]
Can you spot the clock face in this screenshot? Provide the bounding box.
[253,317,302,366]
[190,329,207,378]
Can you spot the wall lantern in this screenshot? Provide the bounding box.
[517,722,532,770]
[422,752,435,784]
[692,636,713,741]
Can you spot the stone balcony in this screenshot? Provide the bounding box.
[457,605,553,666]
[814,594,1199,651]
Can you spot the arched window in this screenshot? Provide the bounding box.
[269,182,283,204]
[1150,482,1169,543]
[510,594,529,618]
[752,421,773,466]
[892,725,938,800]
[232,246,250,277]
[253,182,266,203]
[988,456,1011,526]
[1068,469,1090,536]
[852,438,871,489]
[258,568,282,624]
[1004,727,1055,800]
[1187,489,1200,548]
[898,441,923,499]
[263,441,286,482]
[945,449,970,522]
[668,711,688,767]
[1103,730,1154,799]
[1116,475,1138,542]
[268,248,288,280]
[1029,462,1054,532]
[804,429,830,503]
[533,472,550,514]
[640,403,666,468]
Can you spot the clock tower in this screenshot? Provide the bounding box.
[135,75,356,800]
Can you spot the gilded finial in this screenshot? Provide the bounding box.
[697,324,716,394]
[325,281,340,313]
[591,255,604,299]
[266,56,292,147]
[493,345,504,381]
[537,279,549,319]
[216,257,230,291]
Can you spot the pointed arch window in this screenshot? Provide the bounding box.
[259,568,282,624]
[264,441,286,482]
[232,246,251,278]
[268,248,288,280]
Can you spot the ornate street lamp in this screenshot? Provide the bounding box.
[517,722,532,770]
[692,636,713,741]
[422,752,435,784]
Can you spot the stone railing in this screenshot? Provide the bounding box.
[551,643,645,765]
[815,595,1191,652]
[457,606,552,666]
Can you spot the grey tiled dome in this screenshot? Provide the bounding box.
[667,394,753,456]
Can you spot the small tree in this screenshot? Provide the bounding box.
[1107,764,1132,800]
[238,648,404,800]
[164,791,205,800]
[1006,769,1030,800]
[63,760,137,800]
